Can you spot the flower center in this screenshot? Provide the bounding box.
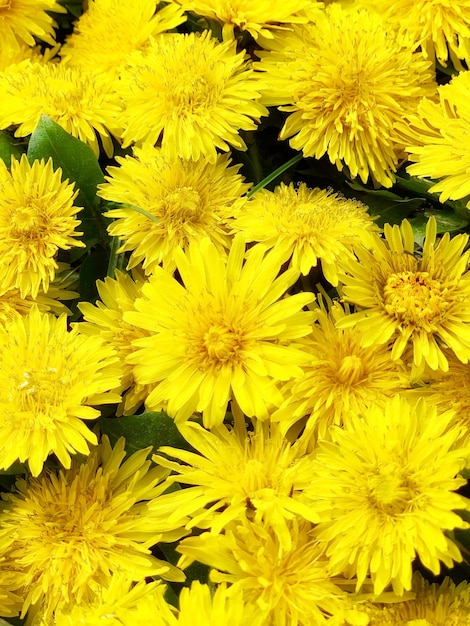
[367,464,412,516]
[9,205,45,241]
[161,186,202,224]
[336,354,364,385]
[383,271,449,330]
[203,324,242,363]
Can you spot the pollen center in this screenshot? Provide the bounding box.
[161,186,202,224]
[203,324,241,363]
[383,271,449,329]
[367,465,411,515]
[336,354,364,385]
[10,205,45,240]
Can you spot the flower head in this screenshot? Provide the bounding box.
[0,155,84,298]
[178,519,362,626]
[273,301,410,440]
[61,0,186,74]
[407,70,470,203]
[0,0,65,50]
[0,61,122,156]
[171,0,314,39]
[153,420,318,550]
[337,217,470,372]
[361,0,470,67]
[78,269,155,416]
[99,146,249,274]
[256,4,435,186]
[306,395,470,595]
[0,436,184,622]
[0,307,122,476]
[118,31,268,162]
[232,182,377,283]
[126,236,315,427]
[365,572,470,625]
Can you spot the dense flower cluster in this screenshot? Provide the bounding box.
[1,1,470,625]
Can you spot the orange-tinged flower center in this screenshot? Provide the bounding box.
[383,270,449,329]
[203,324,242,363]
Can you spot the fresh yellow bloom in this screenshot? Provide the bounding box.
[126,236,315,427]
[61,0,186,74]
[118,31,268,162]
[153,420,319,550]
[306,396,470,595]
[361,0,470,67]
[0,155,84,299]
[51,578,169,626]
[256,4,435,187]
[337,217,470,372]
[178,519,365,626]
[273,301,410,440]
[0,436,185,623]
[171,0,314,39]
[0,0,65,50]
[99,146,249,274]
[78,269,155,416]
[232,182,377,283]
[0,307,122,476]
[365,571,470,625]
[407,70,470,203]
[0,60,122,157]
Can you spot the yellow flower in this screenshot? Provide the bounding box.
[171,0,314,39]
[255,4,435,187]
[361,0,470,67]
[0,307,122,476]
[0,0,65,50]
[232,182,377,284]
[61,0,186,74]
[153,419,319,550]
[365,571,470,625]
[273,301,410,440]
[99,146,249,274]
[126,236,315,427]
[0,263,77,324]
[78,269,156,416]
[118,31,268,162]
[337,217,470,372]
[306,396,469,596]
[0,60,122,157]
[407,70,470,203]
[178,519,361,626]
[0,155,84,299]
[0,436,185,623]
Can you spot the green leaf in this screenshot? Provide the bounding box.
[408,207,470,246]
[98,412,189,456]
[27,115,109,247]
[0,131,24,166]
[78,245,109,303]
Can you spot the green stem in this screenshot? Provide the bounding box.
[106,236,122,278]
[247,152,304,198]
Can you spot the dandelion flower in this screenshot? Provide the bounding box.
[0,436,185,622]
[0,61,122,157]
[78,269,155,416]
[365,571,470,625]
[99,146,249,274]
[61,0,186,74]
[0,0,65,50]
[0,155,84,299]
[232,182,377,284]
[273,301,410,440]
[0,307,122,476]
[306,395,470,595]
[126,236,315,427]
[256,4,435,187]
[337,217,470,372]
[118,31,268,162]
[407,70,470,203]
[178,519,362,626]
[171,0,313,40]
[153,420,318,550]
[361,0,470,67]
